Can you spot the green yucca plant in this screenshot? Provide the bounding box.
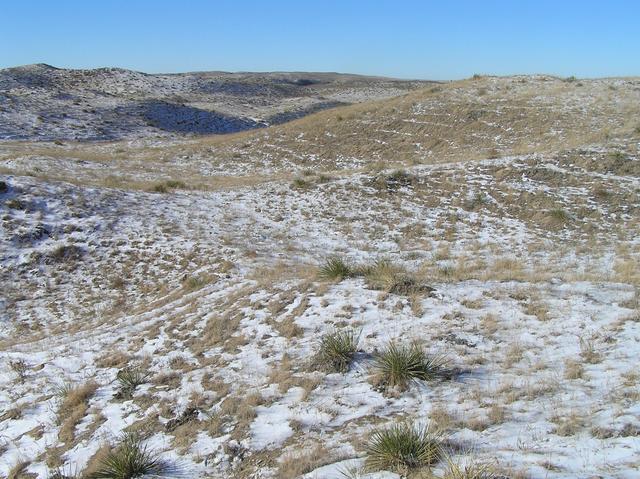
[89,433,161,479]
[315,329,359,373]
[372,342,447,391]
[365,423,442,475]
[318,256,353,281]
[115,367,150,399]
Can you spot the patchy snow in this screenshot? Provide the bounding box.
[1,74,639,478]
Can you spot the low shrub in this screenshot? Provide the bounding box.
[291,178,310,189]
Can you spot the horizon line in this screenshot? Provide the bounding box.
[3,63,639,82]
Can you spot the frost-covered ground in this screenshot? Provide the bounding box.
[0,75,639,479]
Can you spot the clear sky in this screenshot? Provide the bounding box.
[1,0,638,80]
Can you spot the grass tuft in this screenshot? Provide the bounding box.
[54,380,98,444]
[548,208,571,224]
[48,467,80,479]
[442,458,499,479]
[150,179,187,193]
[318,256,432,295]
[291,178,310,189]
[372,342,448,391]
[7,461,31,479]
[360,258,431,295]
[365,422,442,475]
[314,329,359,373]
[88,433,161,479]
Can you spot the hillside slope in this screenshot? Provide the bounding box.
[0,64,429,141]
[2,75,639,188]
[200,74,640,170]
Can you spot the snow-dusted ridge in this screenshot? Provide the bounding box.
[0,64,430,141]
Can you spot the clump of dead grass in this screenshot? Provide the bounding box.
[56,380,98,444]
[277,445,341,479]
[318,256,432,296]
[360,258,432,296]
[441,457,500,479]
[149,179,187,193]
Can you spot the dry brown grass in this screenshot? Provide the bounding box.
[268,354,295,394]
[487,404,507,425]
[277,445,340,479]
[551,412,584,436]
[94,350,131,369]
[57,380,98,445]
[209,391,265,442]
[0,404,25,421]
[564,359,585,380]
[81,443,112,478]
[579,338,603,364]
[523,298,550,321]
[6,460,36,479]
[503,343,525,368]
[429,404,458,431]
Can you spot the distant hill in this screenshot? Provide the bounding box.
[0,64,430,141]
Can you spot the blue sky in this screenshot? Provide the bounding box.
[1,1,638,79]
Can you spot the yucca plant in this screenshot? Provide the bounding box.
[89,433,161,479]
[315,329,359,373]
[372,342,447,391]
[319,256,353,281]
[365,423,442,475]
[115,367,150,399]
